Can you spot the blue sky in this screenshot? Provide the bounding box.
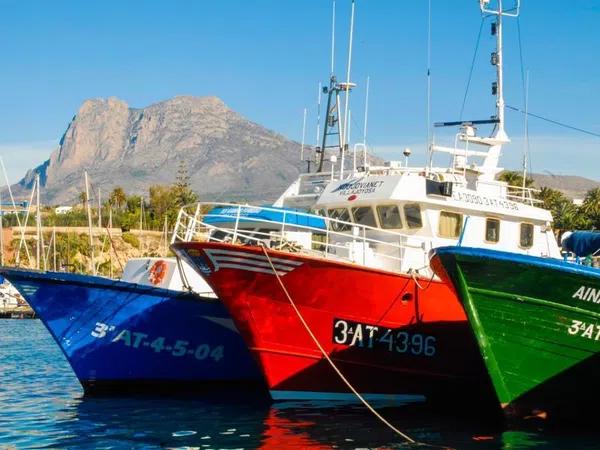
[0,0,598,183]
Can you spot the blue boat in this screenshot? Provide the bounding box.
[0,260,263,394]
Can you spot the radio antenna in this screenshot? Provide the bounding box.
[300,108,307,162]
[363,75,370,145]
[330,0,336,75]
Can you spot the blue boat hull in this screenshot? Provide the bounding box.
[0,268,263,394]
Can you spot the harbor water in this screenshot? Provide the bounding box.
[0,319,597,449]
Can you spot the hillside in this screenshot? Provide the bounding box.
[15,96,306,204]
[530,173,600,200]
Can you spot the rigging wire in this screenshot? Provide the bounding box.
[506,105,600,138]
[459,17,487,121]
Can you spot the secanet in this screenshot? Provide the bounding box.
[572,286,600,303]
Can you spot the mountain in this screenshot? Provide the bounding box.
[16,96,307,204]
[530,173,600,200]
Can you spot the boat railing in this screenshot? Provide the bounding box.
[172,202,433,276]
[476,179,542,206]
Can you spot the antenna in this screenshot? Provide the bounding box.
[426,0,432,171]
[340,110,351,178]
[300,108,307,162]
[315,82,322,147]
[330,0,336,75]
[522,69,530,195]
[315,0,357,173]
[363,75,370,145]
[338,0,356,179]
[341,0,355,153]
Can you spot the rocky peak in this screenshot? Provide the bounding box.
[15,95,304,205]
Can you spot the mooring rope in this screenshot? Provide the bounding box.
[409,267,436,291]
[258,243,418,444]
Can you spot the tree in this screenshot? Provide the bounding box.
[109,186,127,210]
[172,160,198,207]
[536,186,590,232]
[581,188,600,229]
[149,185,174,222]
[78,191,87,209]
[498,170,534,197]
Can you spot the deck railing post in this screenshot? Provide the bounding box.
[232,204,241,243]
[172,208,184,243]
[362,226,366,265]
[185,203,201,242]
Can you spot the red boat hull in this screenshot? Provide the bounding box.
[173,242,491,405]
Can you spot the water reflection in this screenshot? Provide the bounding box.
[1,320,598,449]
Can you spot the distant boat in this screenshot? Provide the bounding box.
[430,243,600,421]
[0,275,34,319]
[0,258,262,394]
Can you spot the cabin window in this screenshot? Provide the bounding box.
[485,218,500,243]
[520,223,534,248]
[327,208,352,232]
[377,205,403,229]
[352,207,377,228]
[404,204,423,229]
[438,211,463,238]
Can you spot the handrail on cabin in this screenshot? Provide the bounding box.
[171,202,433,277]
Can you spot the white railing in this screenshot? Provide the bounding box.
[476,179,542,206]
[172,202,433,277]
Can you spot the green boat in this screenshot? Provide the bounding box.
[430,245,600,421]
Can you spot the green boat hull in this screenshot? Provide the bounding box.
[431,247,600,421]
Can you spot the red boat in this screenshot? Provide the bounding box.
[171,0,561,407]
[172,240,490,404]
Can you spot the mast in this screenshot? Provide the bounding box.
[479,0,520,177]
[35,173,41,270]
[340,0,356,174]
[84,171,96,275]
[97,188,102,229]
[316,0,356,173]
[52,226,56,271]
[494,1,506,139]
[163,215,168,255]
[429,1,520,181]
[109,207,113,278]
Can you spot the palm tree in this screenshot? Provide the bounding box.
[581,188,600,229]
[109,187,127,211]
[78,191,87,210]
[498,171,534,197]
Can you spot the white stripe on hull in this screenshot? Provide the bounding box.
[204,248,303,276]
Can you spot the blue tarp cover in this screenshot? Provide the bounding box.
[562,231,600,257]
[203,205,326,229]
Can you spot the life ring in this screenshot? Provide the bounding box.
[148,260,168,285]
